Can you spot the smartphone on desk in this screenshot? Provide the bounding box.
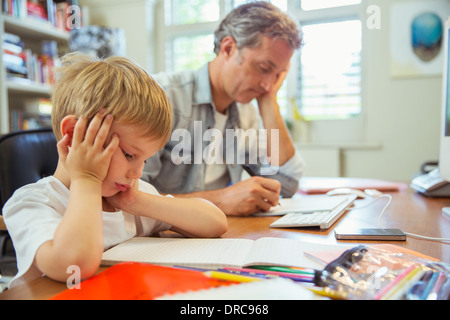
[334,228,406,241]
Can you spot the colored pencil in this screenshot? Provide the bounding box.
[381,266,424,300]
[223,267,315,283]
[250,265,316,275]
[374,265,415,300]
[426,272,447,300]
[204,270,261,283]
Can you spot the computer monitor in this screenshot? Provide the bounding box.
[440,17,450,181]
[440,18,450,218]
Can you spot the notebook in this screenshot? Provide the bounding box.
[254,194,356,216]
[101,237,352,270]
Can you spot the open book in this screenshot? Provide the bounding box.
[101,237,351,270]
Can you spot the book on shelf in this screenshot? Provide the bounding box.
[9,111,51,131]
[2,32,27,78]
[9,98,52,131]
[3,0,87,31]
[27,0,48,22]
[3,32,58,85]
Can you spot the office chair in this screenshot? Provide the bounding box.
[0,128,58,278]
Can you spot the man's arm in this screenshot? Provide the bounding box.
[256,70,296,167]
[170,176,281,216]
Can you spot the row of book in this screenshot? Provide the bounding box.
[2,0,83,31]
[9,98,52,132]
[3,32,59,86]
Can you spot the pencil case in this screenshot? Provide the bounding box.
[314,245,450,300]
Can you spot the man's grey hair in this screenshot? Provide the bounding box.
[213,1,302,54]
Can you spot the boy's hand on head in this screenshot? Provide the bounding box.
[57,110,119,184]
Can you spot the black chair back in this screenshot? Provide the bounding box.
[0,128,58,277]
[0,128,58,209]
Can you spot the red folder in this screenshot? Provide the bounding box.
[51,262,234,300]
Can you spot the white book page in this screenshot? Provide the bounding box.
[243,237,352,269]
[102,237,255,269]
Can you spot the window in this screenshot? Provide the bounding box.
[164,0,219,25]
[161,0,287,72]
[293,1,363,121]
[162,0,221,72]
[234,0,287,11]
[298,20,362,120]
[300,0,360,11]
[165,34,215,72]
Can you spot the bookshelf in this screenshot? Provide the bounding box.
[0,2,71,134]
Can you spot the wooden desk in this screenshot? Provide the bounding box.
[1,188,450,300]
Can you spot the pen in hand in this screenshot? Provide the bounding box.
[242,165,281,207]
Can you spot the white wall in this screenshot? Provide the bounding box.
[79,0,155,71]
[296,0,443,182]
[344,0,442,181]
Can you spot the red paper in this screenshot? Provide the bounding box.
[51,262,233,300]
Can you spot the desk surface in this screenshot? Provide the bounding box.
[2,188,450,300]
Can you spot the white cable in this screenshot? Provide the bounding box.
[349,194,450,243]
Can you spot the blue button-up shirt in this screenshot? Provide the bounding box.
[142,63,305,197]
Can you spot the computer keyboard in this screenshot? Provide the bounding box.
[270,194,357,230]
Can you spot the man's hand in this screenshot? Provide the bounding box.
[216,176,281,216]
[255,66,295,167]
[256,69,288,108]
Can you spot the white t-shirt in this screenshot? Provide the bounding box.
[204,110,229,190]
[3,176,172,288]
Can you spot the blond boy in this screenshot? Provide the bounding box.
[3,53,227,287]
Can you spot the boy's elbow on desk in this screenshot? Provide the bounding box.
[194,198,228,237]
[210,215,228,238]
[37,249,102,283]
[36,239,104,283]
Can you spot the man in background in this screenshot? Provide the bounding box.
[143,2,305,216]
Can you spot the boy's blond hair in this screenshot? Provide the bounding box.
[51,52,172,143]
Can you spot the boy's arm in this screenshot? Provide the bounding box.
[139,194,227,238]
[35,111,119,282]
[35,179,104,281]
[106,184,228,238]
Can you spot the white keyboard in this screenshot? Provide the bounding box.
[270,194,357,230]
